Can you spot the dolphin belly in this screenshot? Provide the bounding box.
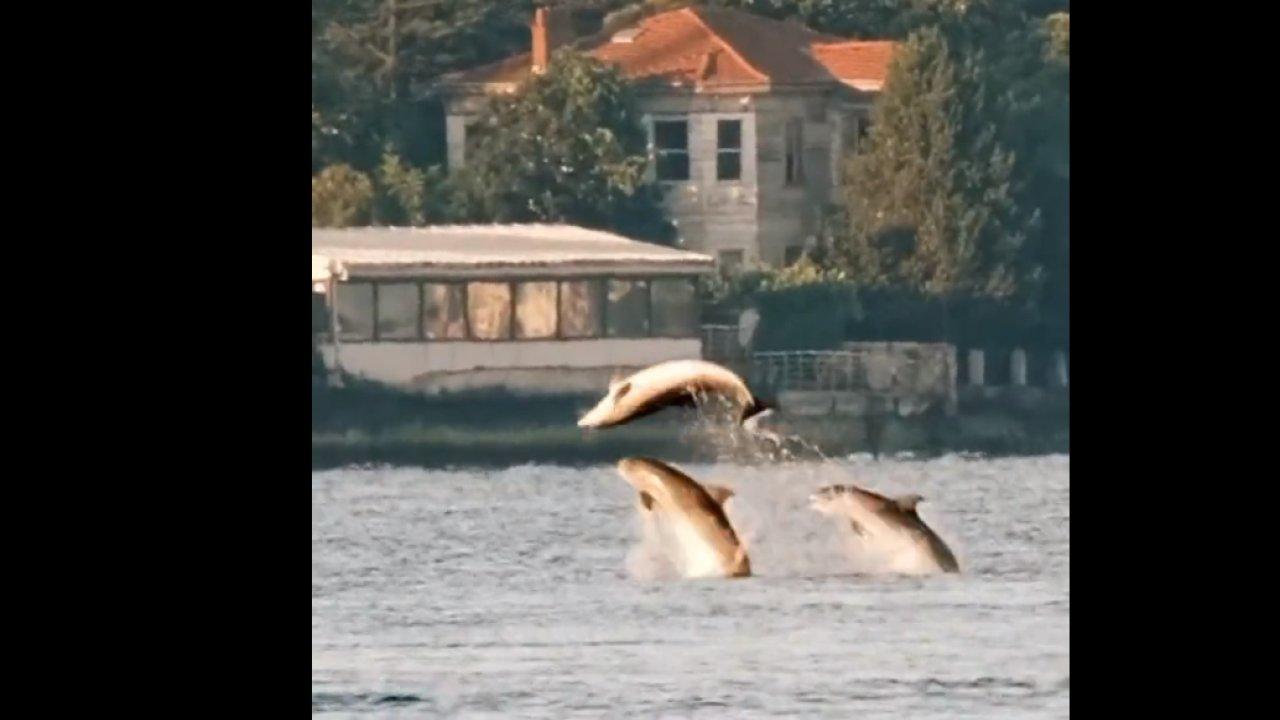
[666,516,735,578]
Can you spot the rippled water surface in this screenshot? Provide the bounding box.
[313,454,1069,718]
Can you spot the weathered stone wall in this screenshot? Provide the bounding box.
[771,342,959,417]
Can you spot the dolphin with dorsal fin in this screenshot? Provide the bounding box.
[809,484,960,574]
[578,360,768,429]
[618,457,751,579]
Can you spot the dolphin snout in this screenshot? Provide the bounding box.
[617,457,647,475]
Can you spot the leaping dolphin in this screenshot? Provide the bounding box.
[617,457,751,579]
[809,484,960,574]
[578,359,767,429]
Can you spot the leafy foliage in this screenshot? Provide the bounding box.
[832,24,1040,298]
[312,164,375,227]
[449,51,674,242]
[372,150,451,225]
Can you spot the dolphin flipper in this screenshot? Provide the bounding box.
[637,491,655,512]
[704,484,735,505]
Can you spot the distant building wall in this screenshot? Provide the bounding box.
[440,89,872,269]
[751,342,958,417]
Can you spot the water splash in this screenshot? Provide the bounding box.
[625,395,965,578]
[679,391,831,465]
[624,507,679,581]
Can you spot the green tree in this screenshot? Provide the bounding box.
[708,1,1068,36]
[313,164,376,227]
[372,150,450,225]
[312,0,528,171]
[833,25,1040,298]
[450,51,674,242]
[374,151,428,224]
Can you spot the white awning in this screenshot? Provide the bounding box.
[312,224,715,280]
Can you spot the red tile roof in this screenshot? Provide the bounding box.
[441,6,896,92]
[809,40,898,91]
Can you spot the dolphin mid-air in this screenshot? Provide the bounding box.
[578,359,767,429]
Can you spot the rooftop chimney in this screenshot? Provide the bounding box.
[531,7,601,74]
[531,7,550,74]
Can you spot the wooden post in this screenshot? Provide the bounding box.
[327,274,344,387]
[1010,348,1027,386]
[1053,350,1069,387]
[967,349,985,387]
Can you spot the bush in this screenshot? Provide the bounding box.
[704,263,1065,351]
[312,164,374,227]
[751,282,862,351]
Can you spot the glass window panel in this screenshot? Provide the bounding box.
[656,152,689,181]
[423,283,467,339]
[312,292,329,336]
[335,282,374,341]
[558,280,604,338]
[654,120,688,150]
[606,280,650,337]
[375,282,420,340]
[717,151,741,181]
[467,282,512,340]
[785,118,805,185]
[514,281,558,339]
[717,120,741,150]
[650,278,698,337]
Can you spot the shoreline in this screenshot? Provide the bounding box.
[312,406,1068,470]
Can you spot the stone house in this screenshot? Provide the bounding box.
[434,5,896,269]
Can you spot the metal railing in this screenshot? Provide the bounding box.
[749,350,902,392]
[701,324,747,363]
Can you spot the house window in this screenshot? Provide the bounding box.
[422,283,467,339]
[653,120,690,181]
[856,116,872,149]
[784,246,804,266]
[785,118,805,186]
[718,250,745,273]
[650,278,699,337]
[375,282,421,340]
[514,281,558,339]
[717,119,742,181]
[606,279,650,337]
[559,280,604,338]
[334,282,375,341]
[467,282,513,340]
[463,121,481,161]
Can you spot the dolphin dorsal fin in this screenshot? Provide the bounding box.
[894,494,923,513]
[704,484,735,505]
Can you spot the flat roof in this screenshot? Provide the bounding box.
[312,224,716,279]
